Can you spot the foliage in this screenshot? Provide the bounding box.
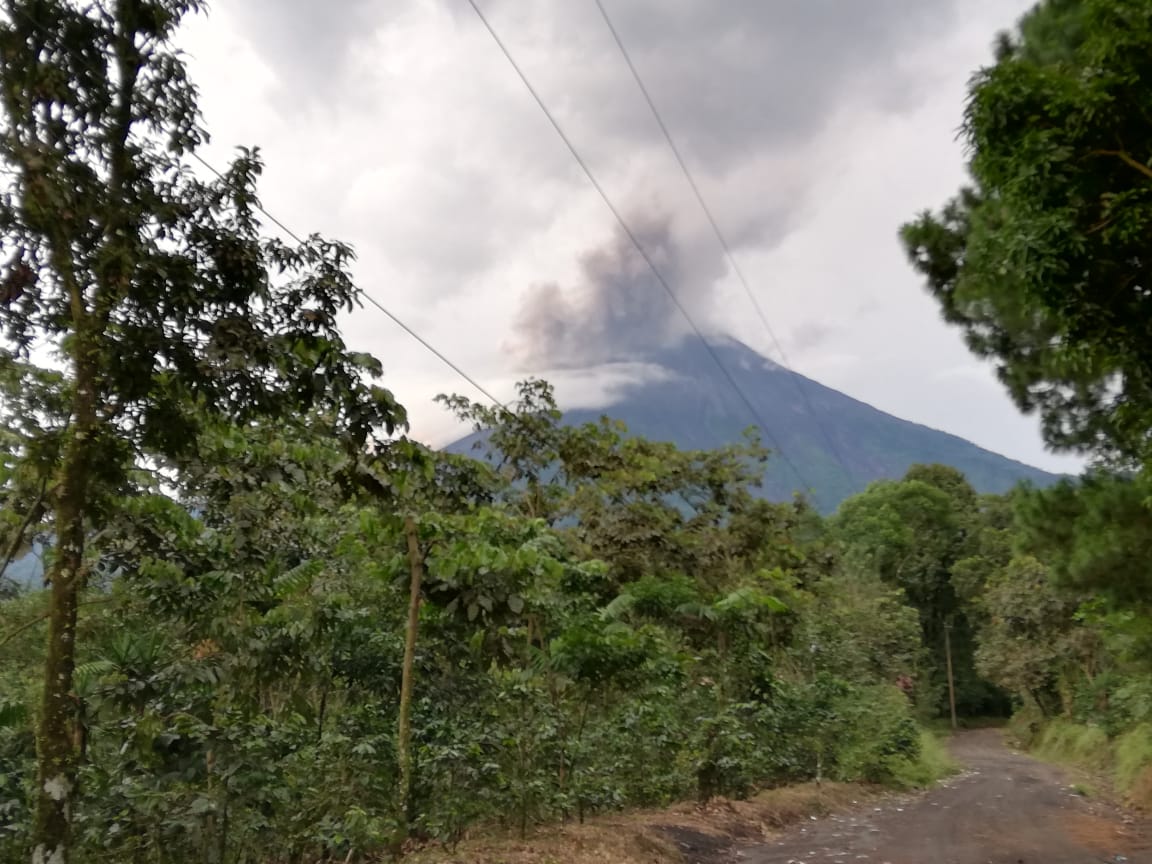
[0,0,405,859]
[0,2,1039,862]
[0,391,953,863]
[1114,724,1152,807]
[901,0,1152,464]
[950,469,1152,808]
[832,466,1009,717]
[975,556,1097,717]
[897,0,1152,812]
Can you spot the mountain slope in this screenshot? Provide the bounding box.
[448,338,1060,512]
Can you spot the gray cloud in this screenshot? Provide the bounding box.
[570,0,959,168]
[507,212,728,368]
[233,0,956,136]
[230,0,958,169]
[224,0,379,99]
[225,0,961,350]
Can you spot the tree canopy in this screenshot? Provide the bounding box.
[0,1,402,859]
[901,0,1152,464]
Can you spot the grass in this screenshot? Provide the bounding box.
[1035,720,1112,771]
[891,730,960,788]
[1114,724,1152,808]
[1025,719,1152,810]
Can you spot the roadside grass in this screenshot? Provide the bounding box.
[1021,717,1152,810]
[1115,724,1152,809]
[1035,720,1112,771]
[891,729,960,788]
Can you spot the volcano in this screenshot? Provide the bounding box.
[447,337,1060,512]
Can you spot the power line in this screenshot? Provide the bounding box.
[463,0,813,491]
[188,154,508,411]
[590,0,855,486]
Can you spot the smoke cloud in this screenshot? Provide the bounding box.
[508,212,729,368]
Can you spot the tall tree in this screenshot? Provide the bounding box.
[1016,472,1152,633]
[975,555,1096,716]
[0,2,402,860]
[832,467,1004,715]
[901,0,1152,464]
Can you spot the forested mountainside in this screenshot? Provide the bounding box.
[448,338,1059,512]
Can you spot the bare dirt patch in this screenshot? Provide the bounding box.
[407,783,880,864]
[1063,809,1150,858]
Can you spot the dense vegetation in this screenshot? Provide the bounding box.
[0,5,979,862]
[902,0,1152,808]
[3,0,1152,862]
[2,363,970,862]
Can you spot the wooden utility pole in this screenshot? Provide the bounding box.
[944,618,958,730]
[397,516,424,845]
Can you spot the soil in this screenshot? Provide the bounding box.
[741,728,1149,864]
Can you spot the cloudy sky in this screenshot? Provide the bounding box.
[178,0,1083,474]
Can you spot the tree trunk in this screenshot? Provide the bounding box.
[23,5,143,861]
[32,337,97,864]
[396,516,424,847]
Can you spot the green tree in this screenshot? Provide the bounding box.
[0,2,402,859]
[904,464,978,509]
[834,479,961,623]
[437,380,564,520]
[975,555,1097,716]
[1016,473,1152,672]
[901,0,1152,463]
[1017,473,1152,608]
[833,469,1003,715]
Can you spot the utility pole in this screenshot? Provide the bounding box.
[944,618,958,730]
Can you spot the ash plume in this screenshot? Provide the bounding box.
[510,213,727,368]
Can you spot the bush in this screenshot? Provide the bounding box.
[830,685,923,784]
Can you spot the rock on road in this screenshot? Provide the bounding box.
[744,728,1148,864]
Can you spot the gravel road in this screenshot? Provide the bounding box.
[741,728,1147,864]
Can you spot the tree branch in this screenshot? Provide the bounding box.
[0,597,112,649]
[1091,149,1152,183]
[0,476,47,581]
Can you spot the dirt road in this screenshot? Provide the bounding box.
[743,729,1147,864]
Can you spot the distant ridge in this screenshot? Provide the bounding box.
[447,337,1060,512]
